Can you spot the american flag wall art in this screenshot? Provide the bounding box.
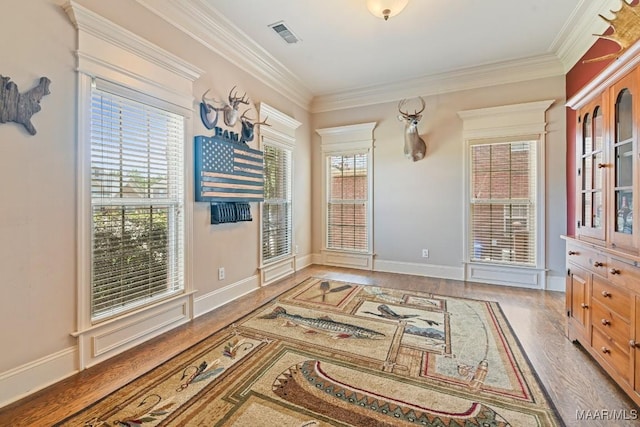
[195,135,264,202]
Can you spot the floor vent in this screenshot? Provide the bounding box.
[268,21,300,44]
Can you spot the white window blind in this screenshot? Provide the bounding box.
[327,153,368,251]
[262,143,292,262]
[470,140,537,266]
[90,86,184,320]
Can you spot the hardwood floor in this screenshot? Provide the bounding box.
[1,265,638,426]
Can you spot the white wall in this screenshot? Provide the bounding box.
[0,0,312,406]
[311,76,567,288]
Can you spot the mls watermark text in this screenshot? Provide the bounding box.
[576,409,638,421]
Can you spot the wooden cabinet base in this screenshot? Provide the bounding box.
[564,237,640,407]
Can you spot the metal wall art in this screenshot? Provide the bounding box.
[0,75,51,135]
[194,134,264,204]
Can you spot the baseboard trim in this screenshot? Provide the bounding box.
[373,259,465,280]
[194,274,260,318]
[546,275,566,292]
[311,253,322,265]
[295,254,313,271]
[0,346,78,408]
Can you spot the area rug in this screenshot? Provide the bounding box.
[58,277,562,426]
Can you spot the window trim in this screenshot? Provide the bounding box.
[458,101,553,289]
[316,122,376,270]
[67,2,202,369]
[258,103,301,285]
[89,82,186,322]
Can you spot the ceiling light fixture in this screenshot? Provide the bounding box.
[366,0,409,21]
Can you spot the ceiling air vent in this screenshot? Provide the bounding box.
[268,21,300,44]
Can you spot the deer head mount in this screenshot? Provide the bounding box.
[398,97,427,162]
[200,85,250,128]
[239,109,269,144]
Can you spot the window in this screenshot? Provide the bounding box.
[262,142,292,262]
[327,153,369,251]
[469,140,536,266]
[90,85,184,320]
[317,122,375,270]
[458,100,552,288]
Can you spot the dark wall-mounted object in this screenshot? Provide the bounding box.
[211,202,252,224]
[0,75,51,135]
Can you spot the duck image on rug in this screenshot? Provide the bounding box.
[57,277,562,426]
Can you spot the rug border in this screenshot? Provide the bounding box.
[491,302,567,427]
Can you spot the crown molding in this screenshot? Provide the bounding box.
[133,0,619,114]
[134,0,313,110]
[64,1,203,83]
[311,54,564,113]
[553,0,623,73]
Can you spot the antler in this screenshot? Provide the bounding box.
[201,89,213,108]
[228,85,250,107]
[240,109,270,127]
[201,89,227,108]
[254,116,270,127]
[398,97,425,117]
[240,109,253,122]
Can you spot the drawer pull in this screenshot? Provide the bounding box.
[601,319,611,326]
[597,163,607,169]
[568,250,578,255]
[630,340,639,348]
[609,268,620,275]
[593,261,604,267]
[601,290,611,298]
[601,347,611,354]
[581,303,589,309]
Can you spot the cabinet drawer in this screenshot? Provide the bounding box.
[592,277,631,321]
[566,243,607,275]
[592,327,631,382]
[607,257,640,292]
[591,299,630,346]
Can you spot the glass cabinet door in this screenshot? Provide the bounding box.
[610,73,637,250]
[578,99,605,241]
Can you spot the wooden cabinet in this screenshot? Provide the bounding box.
[565,41,640,407]
[567,265,590,342]
[564,241,640,404]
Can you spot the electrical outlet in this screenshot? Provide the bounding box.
[422,249,429,258]
[295,244,299,254]
[218,267,225,281]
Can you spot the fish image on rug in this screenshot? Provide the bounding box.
[260,306,385,339]
[272,360,510,427]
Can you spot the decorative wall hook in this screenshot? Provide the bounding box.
[0,75,51,135]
